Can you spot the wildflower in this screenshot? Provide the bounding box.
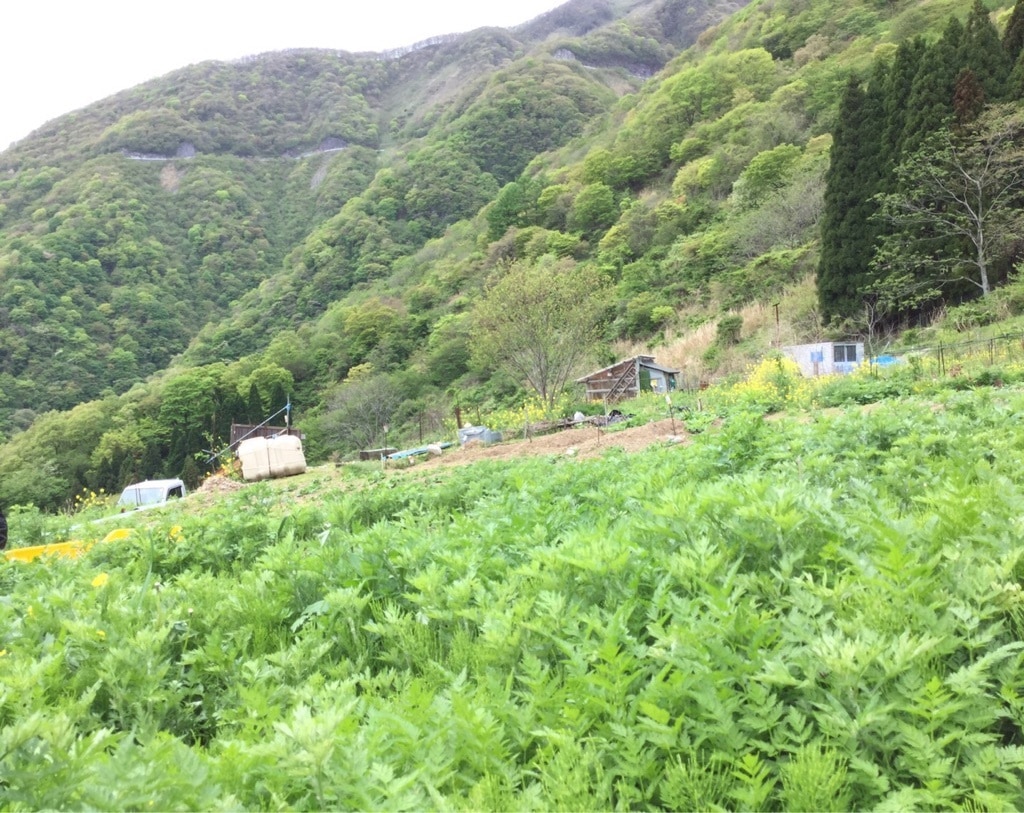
[91,572,109,588]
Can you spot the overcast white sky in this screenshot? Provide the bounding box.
[0,0,567,151]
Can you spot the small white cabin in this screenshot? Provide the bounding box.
[783,342,864,376]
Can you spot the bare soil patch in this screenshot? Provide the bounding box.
[191,473,248,507]
[190,419,694,502]
[410,418,690,470]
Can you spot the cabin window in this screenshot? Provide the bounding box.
[833,344,858,363]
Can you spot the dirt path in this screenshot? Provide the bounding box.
[191,418,693,506]
[411,417,690,469]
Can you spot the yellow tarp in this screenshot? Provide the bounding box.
[4,527,133,563]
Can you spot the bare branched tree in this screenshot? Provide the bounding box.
[321,369,403,453]
[872,105,1024,306]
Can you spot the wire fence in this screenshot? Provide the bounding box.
[870,332,1024,376]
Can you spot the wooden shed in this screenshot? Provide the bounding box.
[577,355,680,403]
[229,423,304,449]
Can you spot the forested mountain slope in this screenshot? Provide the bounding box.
[2,0,1021,510]
[0,0,737,423]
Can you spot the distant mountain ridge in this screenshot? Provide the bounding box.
[2,0,735,168]
[0,0,745,422]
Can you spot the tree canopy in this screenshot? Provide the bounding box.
[472,257,611,412]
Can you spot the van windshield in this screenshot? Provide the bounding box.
[117,486,167,507]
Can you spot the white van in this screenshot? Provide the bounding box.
[116,478,187,509]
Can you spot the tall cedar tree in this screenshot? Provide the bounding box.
[1004,0,1024,100]
[901,18,961,155]
[1004,0,1024,63]
[958,0,1011,101]
[817,76,887,323]
[1007,44,1024,98]
[954,68,988,124]
[880,38,928,176]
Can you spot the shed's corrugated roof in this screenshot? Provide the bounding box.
[576,356,680,383]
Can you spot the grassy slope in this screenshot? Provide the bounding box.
[4,372,1024,807]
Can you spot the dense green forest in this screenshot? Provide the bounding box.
[2,0,1024,510]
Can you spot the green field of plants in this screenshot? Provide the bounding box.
[4,374,1024,809]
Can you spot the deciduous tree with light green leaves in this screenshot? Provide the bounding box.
[472,256,611,413]
[871,105,1024,313]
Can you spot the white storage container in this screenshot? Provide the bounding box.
[267,434,306,477]
[237,435,307,481]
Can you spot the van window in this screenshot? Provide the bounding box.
[118,486,166,507]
